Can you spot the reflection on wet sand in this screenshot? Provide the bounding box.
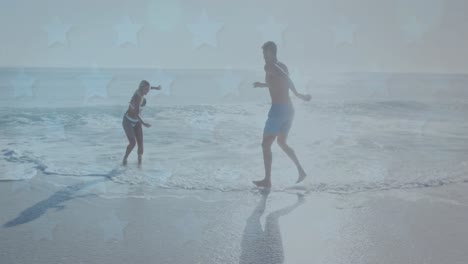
[240,191,305,264]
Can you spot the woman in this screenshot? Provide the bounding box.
[122,80,161,165]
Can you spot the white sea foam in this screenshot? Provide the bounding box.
[1,69,467,193]
[1,100,467,195]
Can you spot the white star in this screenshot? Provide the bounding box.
[45,119,66,140]
[369,74,391,100]
[0,213,5,227]
[419,120,431,137]
[42,17,72,47]
[2,150,37,186]
[81,65,112,104]
[33,217,59,241]
[113,183,130,197]
[216,69,244,97]
[10,71,35,98]
[396,0,443,43]
[187,9,224,49]
[11,179,33,193]
[187,110,218,140]
[151,162,173,185]
[99,211,127,242]
[214,165,241,183]
[173,209,204,243]
[256,17,288,46]
[114,16,143,47]
[353,159,387,182]
[368,60,386,73]
[147,0,182,32]
[82,180,108,195]
[317,212,340,240]
[148,68,175,97]
[188,111,217,132]
[401,16,427,43]
[330,17,357,46]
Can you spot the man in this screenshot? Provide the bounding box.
[252,41,311,188]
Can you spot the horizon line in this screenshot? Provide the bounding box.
[0,66,467,76]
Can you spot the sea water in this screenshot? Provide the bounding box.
[1,68,467,195]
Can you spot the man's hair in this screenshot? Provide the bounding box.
[262,41,277,55]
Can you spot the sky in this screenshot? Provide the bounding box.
[0,0,467,73]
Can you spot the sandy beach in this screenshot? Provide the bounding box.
[1,70,467,264]
[2,0,468,262]
[1,175,468,264]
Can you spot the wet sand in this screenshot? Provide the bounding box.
[1,177,468,264]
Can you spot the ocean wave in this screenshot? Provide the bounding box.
[1,103,466,197]
[0,148,121,181]
[102,172,468,197]
[2,145,466,196]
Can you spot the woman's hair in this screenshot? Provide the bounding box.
[138,80,150,91]
[262,41,277,56]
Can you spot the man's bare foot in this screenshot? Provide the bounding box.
[253,179,272,188]
[296,169,307,184]
[138,155,142,165]
[122,159,128,166]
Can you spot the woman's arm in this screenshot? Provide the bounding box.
[137,114,151,127]
[253,82,268,88]
[130,94,151,127]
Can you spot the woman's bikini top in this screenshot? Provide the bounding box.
[126,91,146,123]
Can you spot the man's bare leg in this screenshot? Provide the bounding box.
[253,134,276,188]
[277,133,307,183]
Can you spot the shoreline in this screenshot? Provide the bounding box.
[2,176,468,264]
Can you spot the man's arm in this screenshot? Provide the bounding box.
[287,78,300,97]
[288,78,311,101]
[253,64,273,88]
[271,63,311,101]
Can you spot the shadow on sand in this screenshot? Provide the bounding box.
[3,178,106,228]
[239,190,305,264]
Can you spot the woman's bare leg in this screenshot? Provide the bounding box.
[135,123,144,164]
